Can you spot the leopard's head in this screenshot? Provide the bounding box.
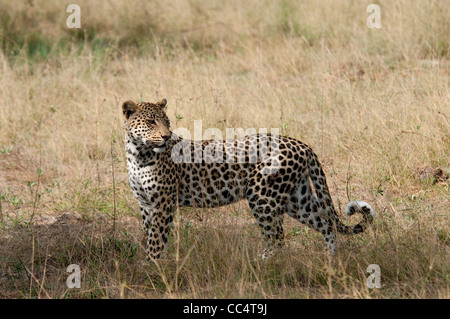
[122,99,172,153]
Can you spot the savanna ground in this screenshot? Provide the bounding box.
[0,0,448,299]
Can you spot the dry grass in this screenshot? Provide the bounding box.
[0,0,448,298]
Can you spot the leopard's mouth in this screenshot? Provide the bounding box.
[153,145,166,153]
[152,140,167,153]
[143,137,170,153]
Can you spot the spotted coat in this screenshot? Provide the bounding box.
[122,99,375,260]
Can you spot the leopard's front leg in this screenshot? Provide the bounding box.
[133,174,177,260]
[145,203,175,260]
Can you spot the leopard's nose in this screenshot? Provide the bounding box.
[162,134,171,141]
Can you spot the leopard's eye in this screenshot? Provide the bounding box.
[149,120,156,125]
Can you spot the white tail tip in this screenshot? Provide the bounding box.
[345,201,375,217]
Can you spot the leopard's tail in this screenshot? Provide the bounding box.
[339,201,375,234]
[307,150,375,235]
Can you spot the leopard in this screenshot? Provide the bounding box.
[122,98,375,261]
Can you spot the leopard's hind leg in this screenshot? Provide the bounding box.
[286,173,337,255]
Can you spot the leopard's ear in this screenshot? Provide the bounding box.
[158,98,167,108]
[122,100,138,119]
